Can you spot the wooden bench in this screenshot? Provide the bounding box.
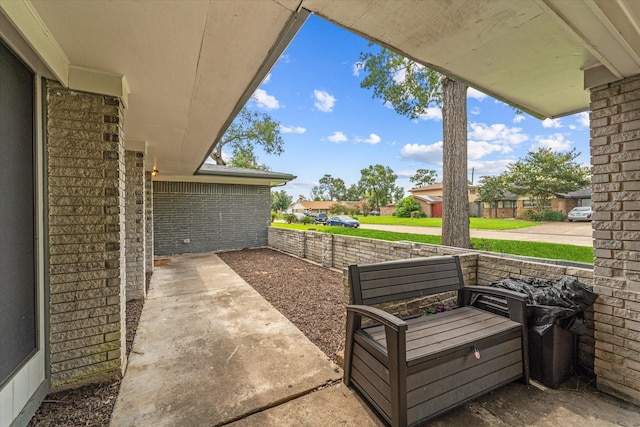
[343,256,529,427]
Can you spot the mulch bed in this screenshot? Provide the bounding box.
[217,247,346,362]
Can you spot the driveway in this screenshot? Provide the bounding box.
[360,222,593,247]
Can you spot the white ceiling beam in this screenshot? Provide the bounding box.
[68,65,130,107]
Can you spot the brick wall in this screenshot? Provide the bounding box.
[124,150,145,300]
[46,80,126,389]
[153,181,270,255]
[590,75,640,404]
[268,227,595,372]
[145,171,154,273]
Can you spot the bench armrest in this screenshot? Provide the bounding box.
[463,285,527,302]
[346,304,408,332]
[462,285,528,324]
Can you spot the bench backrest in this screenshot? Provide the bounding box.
[349,256,464,306]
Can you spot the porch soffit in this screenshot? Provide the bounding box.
[6,0,640,178]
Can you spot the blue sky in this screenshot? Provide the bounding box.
[231,15,591,200]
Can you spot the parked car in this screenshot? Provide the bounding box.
[314,213,328,224]
[568,206,593,222]
[326,215,360,228]
[369,210,380,216]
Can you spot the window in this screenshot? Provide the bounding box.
[502,200,515,208]
[0,39,36,385]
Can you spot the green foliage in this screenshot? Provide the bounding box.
[283,214,296,224]
[478,175,507,218]
[524,209,566,222]
[410,169,438,188]
[211,107,283,169]
[393,196,424,218]
[299,215,313,225]
[504,148,590,211]
[330,203,346,215]
[270,190,292,213]
[271,211,277,223]
[344,184,364,201]
[358,45,442,119]
[358,164,398,210]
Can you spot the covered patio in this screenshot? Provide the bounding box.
[2,1,640,425]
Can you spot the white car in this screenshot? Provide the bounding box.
[567,206,592,222]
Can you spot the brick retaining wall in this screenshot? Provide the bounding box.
[268,227,595,372]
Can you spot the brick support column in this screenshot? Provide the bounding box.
[125,150,146,300]
[46,80,126,389]
[145,171,154,274]
[590,75,640,404]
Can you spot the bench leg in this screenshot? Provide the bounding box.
[343,310,357,386]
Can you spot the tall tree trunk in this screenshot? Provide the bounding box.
[441,77,470,248]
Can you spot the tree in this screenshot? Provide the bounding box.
[270,190,292,213]
[310,185,327,201]
[359,45,470,248]
[210,107,284,169]
[345,184,363,201]
[358,164,398,210]
[318,174,347,201]
[504,148,590,211]
[410,169,438,188]
[392,186,405,203]
[477,175,506,218]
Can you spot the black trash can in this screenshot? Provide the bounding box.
[489,276,598,388]
[528,322,575,388]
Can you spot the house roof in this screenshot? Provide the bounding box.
[557,187,592,199]
[411,182,477,192]
[295,201,339,210]
[170,164,296,187]
[414,195,442,204]
[5,1,640,178]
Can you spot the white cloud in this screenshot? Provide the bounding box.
[467,88,488,100]
[252,89,280,110]
[417,106,443,121]
[513,114,526,123]
[355,133,381,144]
[279,125,306,134]
[467,140,512,160]
[262,73,271,84]
[470,106,481,115]
[533,133,572,151]
[327,131,347,143]
[352,62,364,77]
[468,123,528,145]
[542,118,562,128]
[468,159,514,175]
[396,170,416,179]
[400,142,443,164]
[576,111,590,127]
[313,90,336,112]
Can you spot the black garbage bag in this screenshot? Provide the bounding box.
[489,276,598,336]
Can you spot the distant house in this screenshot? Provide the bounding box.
[410,182,478,218]
[480,187,592,218]
[289,200,362,214]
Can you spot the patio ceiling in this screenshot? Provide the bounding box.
[3,0,640,177]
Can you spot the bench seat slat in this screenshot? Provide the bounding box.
[359,267,460,290]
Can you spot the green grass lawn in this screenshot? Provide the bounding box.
[271,223,594,264]
[356,215,539,230]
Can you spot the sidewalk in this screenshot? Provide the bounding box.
[109,252,382,426]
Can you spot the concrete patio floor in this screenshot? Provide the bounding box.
[110,252,639,427]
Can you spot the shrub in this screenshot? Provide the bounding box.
[523,209,543,221]
[283,214,296,224]
[394,196,424,218]
[300,215,313,224]
[330,203,346,215]
[271,211,277,223]
[542,210,566,222]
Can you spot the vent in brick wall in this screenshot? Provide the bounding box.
[153,181,266,195]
